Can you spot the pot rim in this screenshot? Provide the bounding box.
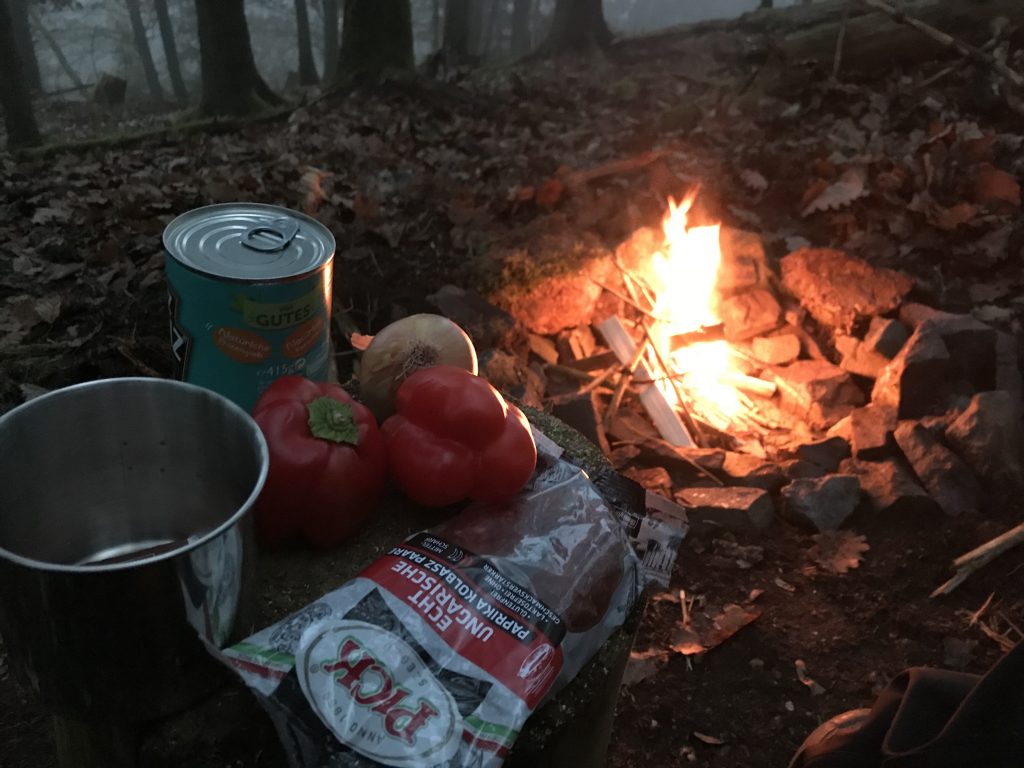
[0,377,269,574]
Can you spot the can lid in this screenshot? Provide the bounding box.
[163,203,335,280]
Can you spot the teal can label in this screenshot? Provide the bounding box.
[163,204,335,413]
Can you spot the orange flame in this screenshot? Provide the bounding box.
[646,195,746,428]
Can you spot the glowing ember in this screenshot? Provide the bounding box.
[645,195,748,429]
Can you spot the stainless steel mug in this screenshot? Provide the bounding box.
[0,378,268,722]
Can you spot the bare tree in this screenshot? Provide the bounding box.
[322,0,339,82]
[125,0,165,100]
[0,0,41,147]
[295,0,318,84]
[442,0,471,61]
[536,0,611,55]
[8,0,39,92]
[511,0,532,57]
[194,0,282,115]
[335,0,413,83]
[154,0,188,102]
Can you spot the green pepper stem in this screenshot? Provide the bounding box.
[306,397,360,445]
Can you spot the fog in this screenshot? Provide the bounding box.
[26,0,819,100]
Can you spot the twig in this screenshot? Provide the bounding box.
[591,279,668,323]
[579,364,620,394]
[931,520,1024,598]
[640,322,704,444]
[968,593,995,626]
[603,372,631,431]
[561,150,668,188]
[859,0,1024,91]
[831,6,849,80]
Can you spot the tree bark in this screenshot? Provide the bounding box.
[294,0,318,84]
[443,0,471,61]
[432,0,441,50]
[27,6,82,88]
[0,0,41,147]
[194,0,282,116]
[322,0,339,82]
[9,0,40,92]
[482,0,503,54]
[511,0,531,56]
[335,0,413,83]
[154,0,188,102]
[536,0,611,56]
[125,0,164,100]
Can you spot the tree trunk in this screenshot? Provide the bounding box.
[194,0,282,116]
[154,0,188,102]
[511,0,531,56]
[294,0,318,84]
[322,0,338,82]
[482,0,503,54]
[26,6,83,88]
[0,0,41,147]
[536,0,611,56]
[443,0,471,60]
[125,0,164,100]
[335,0,413,83]
[8,0,40,92]
[759,0,773,8]
[432,0,442,50]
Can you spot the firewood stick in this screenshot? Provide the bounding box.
[930,520,1024,598]
[831,6,849,79]
[640,323,705,443]
[603,372,631,431]
[579,364,620,394]
[591,280,667,323]
[720,371,777,398]
[859,0,1024,91]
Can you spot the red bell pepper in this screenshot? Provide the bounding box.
[251,376,387,549]
[381,365,537,507]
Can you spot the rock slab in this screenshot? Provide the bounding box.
[676,486,775,531]
[945,390,1024,489]
[775,359,865,429]
[894,421,981,517]
[781,475,861,531]
[840,458,939,517]
[872,323,950,418]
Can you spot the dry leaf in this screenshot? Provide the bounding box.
[300,167,330,214]
[535,178,564,210]
[349,332,373,352]
[809,530,870,574]
[705,603,762,648]
[974,163,1020,207]
[968,281,1014,303]
[800,168,868,217]
[932,202,977,231]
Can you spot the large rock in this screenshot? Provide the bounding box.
[898,302,954,330]
[718,227,771,296]
[848,404,897,460]
[996,331,1023,401]
[872,323,950,418]
[675,486,775,531]
[721,452,787,492]
[836,335,889,378]
[775,359,865,429]
[894,421,981,517]
[779,248,914,332]
[719,288,782,341]
[922,315,998,392]
[839,458,939,517]
[795,436,852,473]
[945,391,1024,489]
[780,475,861,532]
[864,317,909,359]
[752,333,801,365]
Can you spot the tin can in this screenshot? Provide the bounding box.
[163,203,335,412]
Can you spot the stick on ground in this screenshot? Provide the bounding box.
[931,520,1024,598]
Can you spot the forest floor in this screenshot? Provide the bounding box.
[3,19,1024,768]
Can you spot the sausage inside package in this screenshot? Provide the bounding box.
[221,428,689,768]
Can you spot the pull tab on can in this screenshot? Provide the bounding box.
[241,217,300,253]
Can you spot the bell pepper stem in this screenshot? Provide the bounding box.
[306,397,360,445]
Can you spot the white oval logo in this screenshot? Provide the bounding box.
[297,620,460,767]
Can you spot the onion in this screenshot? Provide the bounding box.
[357,313,478,420]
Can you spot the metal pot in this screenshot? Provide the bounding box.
[0,378,268,722]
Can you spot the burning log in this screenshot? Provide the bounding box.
[597,316,696,448]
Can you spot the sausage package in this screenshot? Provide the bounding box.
[222,443,642,767]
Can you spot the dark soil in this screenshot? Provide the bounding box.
[3,17,1024,768]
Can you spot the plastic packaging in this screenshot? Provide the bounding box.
[223,446,642,767]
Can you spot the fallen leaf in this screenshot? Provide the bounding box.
[301,166,331,214]
[968,281,1014,303]
[932,202,977,231]
[974,163,1020,207]
[801,168,868,217]
[31,203,73,224]
[535,178,564,210]
[808,530,869,574]
[705,603,762,648]
[350,332,373,351]
[972,305,1014,324]
[33,295,62,324]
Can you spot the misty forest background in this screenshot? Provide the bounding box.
[1,0,820,147]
